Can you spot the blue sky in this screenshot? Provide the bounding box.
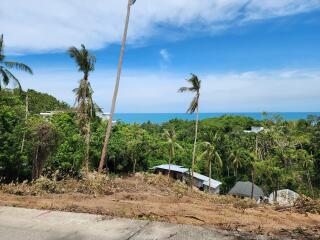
[1,0,320,112]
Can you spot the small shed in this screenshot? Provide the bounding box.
[228,181,264,201]
[190,172,222,194]
[269,189,300,206]
[152,164,222,194]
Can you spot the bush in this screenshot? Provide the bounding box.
[77,172,113,195]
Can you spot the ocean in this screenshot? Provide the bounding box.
[113,112,320,124]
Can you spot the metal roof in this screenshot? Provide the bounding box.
[228,181,264,201]
[152,164,222,189]
[191,172,222,188]
[203,179,222,189]
[152,164,189,173]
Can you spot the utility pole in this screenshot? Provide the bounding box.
[99,0,136,172]
[20,94,29,153]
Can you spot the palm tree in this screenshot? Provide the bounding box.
[68,44,96,174]
[301,152,315,198]
[178,74,201,187]
[0,34,33,91]
[99,0,136,172]
[249,152,258,199]
[229,149,245,180]
[127,139,139,174]
[200,133,222,193]
[163,128,183,177]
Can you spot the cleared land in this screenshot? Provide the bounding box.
[0,173,319,239]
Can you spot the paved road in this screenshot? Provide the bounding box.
[0,206,252,240]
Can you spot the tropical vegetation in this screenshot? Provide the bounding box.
[0,89,319,199]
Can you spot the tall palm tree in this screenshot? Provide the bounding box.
[163,128,183,177]
[200,132,222,193]
[178,74,201,186]
[0,34,33,91]
[99,0,136,172]
[68,44,96,174]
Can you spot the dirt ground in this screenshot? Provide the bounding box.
[0,173,319,239]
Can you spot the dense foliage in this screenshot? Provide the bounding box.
[0,89,319,198]
[23,89,69,114]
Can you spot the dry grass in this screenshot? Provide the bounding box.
[1,173,320,239]
[293,195,320,214]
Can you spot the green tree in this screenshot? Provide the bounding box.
[163,128,183,176]
[299,150,315,198]
[68,44,96,174]
[229,149,246,180]
[31,122,60,180]
[200,132,222,193]
[179,74,201,186]
[0,34,33,91]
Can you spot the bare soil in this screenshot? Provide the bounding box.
[0,173,319,239]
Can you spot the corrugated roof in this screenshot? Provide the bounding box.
[190,172,222,188]
[203,179,222,189]
[152,164,222,189]
[228,181,264,201]
[153,164,189,173]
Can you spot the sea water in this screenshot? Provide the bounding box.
[112,112,320,124]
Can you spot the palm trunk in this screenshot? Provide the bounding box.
[168,149,172,178]
[99,0,132,172]
[133,156,136,174]
[208,159,211,194]
[307,170,315,198]
[32,145,39,181]
[20,94,29,153]
[255,134,258,158]
[190,106,199,188]
[251,169,255,200]
[84,120,91,174]
[82,75,89,175]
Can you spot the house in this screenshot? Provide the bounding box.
[40,111,63,119]
[228,181,264,201]
[244,126,264,134]
[152,164,222,194]
[191,172,222,194]
[269,189,300,206]
[97,112,117,125]
[152,164,188,182]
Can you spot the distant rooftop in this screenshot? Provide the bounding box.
[152,164,188,173]
[152,164,222,188]
[244,126,264,134]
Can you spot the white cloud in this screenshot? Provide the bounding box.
[15,67,320,112]
[0,0,319,54]
[160,49,171,62]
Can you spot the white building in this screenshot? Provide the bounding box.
[98,112,117,125]
[244,126,264,134]
[39,111,62,119]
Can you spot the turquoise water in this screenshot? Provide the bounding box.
[113,113,320,124]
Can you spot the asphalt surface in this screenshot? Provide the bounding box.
[0,206,248,240]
